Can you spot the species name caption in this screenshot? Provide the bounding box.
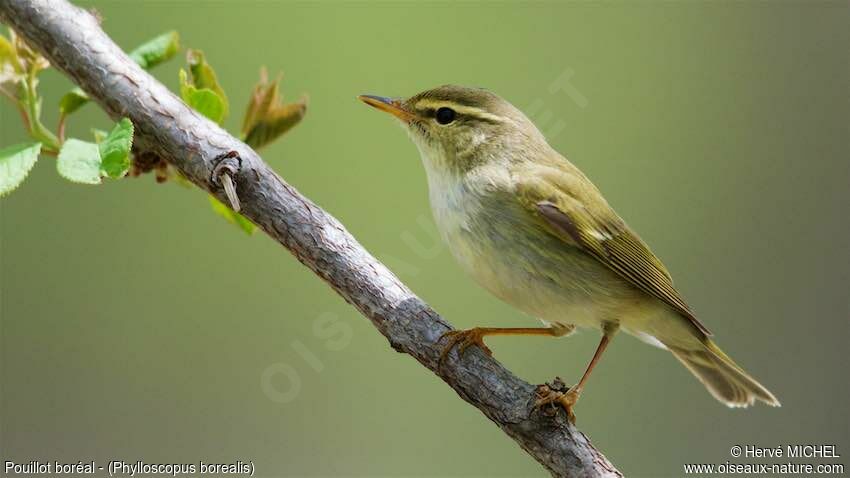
[4,460,255,476]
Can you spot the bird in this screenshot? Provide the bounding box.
[359,85,779,421]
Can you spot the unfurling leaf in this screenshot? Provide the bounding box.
[91,128,108,144]
[243,101,307,150]
[11,30,49,74]
[99,118,134,178]
[128,31,180,70]
[1,33,25,87]
[241,68,307,150]
[0,142,41,197]
[57,139,102,184]
[242,69,277,135]
[208,195,256,235]
[0,34,15,67]
[59,87,89,115]
[59,31,179,115]
[179,69,226,124]
[186,49,229,119]
[0,34,20,80]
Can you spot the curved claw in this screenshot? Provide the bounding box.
[534,385,581,424]
[439,328,493,365]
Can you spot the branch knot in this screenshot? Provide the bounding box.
[211,150,242,212]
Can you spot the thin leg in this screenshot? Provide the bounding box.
[572,330,613,394]
[439,325,572,364]
[536,322,618,422]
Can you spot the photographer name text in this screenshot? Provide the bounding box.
[730,444,840,459]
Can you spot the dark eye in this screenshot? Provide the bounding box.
[435,107,456,125]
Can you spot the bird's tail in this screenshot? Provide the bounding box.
[668,340,780,408]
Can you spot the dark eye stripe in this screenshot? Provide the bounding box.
[417,106,501,125]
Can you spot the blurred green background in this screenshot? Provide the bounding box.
[2,1,848,476]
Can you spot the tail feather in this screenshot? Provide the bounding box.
[669,341,780,408]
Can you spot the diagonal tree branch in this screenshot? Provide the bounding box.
[0,1,621,476]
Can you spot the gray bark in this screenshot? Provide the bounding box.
[0,1,621,476]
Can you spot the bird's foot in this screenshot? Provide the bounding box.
[439,327,493,364]
[534,379,581,424]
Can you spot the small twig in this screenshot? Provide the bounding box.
[0,87,31,132]
[211,150,242,212]
[57,112,67,143]
[14,100,29,128]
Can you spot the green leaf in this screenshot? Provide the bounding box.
[241,68,307,150]
[0,142,41,197]
[57,139,102,184]
[186,49,228,119]
[208,195,256,235]
[186,89,225,124]
[55,119,134,183]
[180,69,226,124]
[128,31,180,70]
[99,118,134,178]
[59,87,89,115]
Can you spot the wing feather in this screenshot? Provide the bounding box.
[519,171,711,336]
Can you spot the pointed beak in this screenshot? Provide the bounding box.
[358,94,415,122]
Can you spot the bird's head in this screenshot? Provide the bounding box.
[359,85,548,176]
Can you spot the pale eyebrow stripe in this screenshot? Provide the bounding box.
[413,100,506,123]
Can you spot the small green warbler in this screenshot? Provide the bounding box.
[360,85,779,420]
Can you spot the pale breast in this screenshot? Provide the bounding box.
[424,165,636,330]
